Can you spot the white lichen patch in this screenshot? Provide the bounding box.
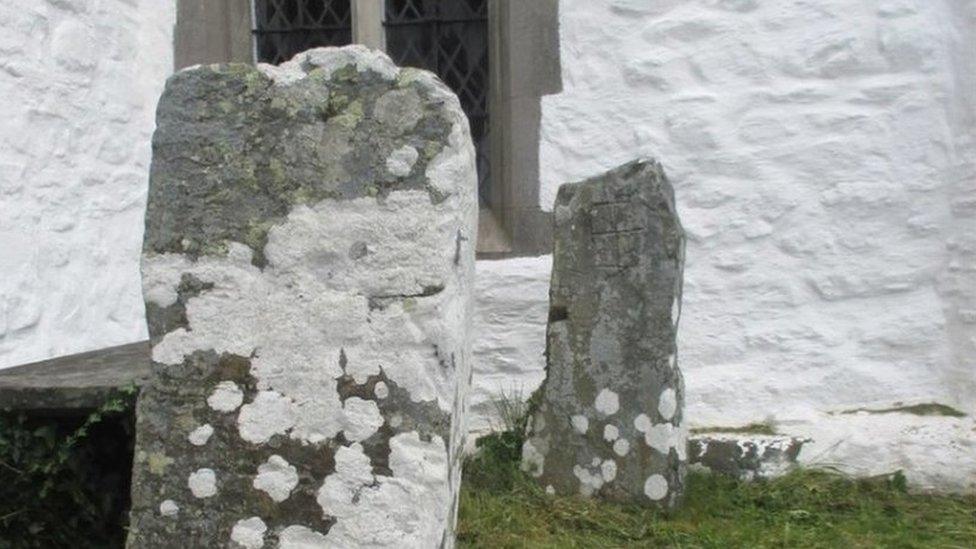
[644,474,669,501]
[634,413,652,433]
[207,381,243,412]
[595,389,620,415]
[644,423,673,454]
[146,188,473,432]
[636,420,688,459]
[633,410,689,460]
[613,438,631,457]
[188,468,217,498]
[253,455,299,503]
[259,45,400,85]
[264,193,463,306]
[341,397,384,442]
[142,253,191,307]
[230,516,267,549]
[572,464,604,497]
[374,88,423,134]
[601,459,618,482]
[374,381,389,399]
[658,387,677,421]
[302,45,400,81]
[425,92,477,199]
[279,525,330,548]
[188,424,214,446]
[571,414,589,434]
[604,424,619,442]
[316,433,452,547]
[386,145,418,177]
[158,499,179,517]
[238,390,297,444]
[545,485,555,496]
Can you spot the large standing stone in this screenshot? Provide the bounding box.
[127,46,477,548]
[521,160,686,507]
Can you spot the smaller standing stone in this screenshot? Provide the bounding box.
[522,160,687,507]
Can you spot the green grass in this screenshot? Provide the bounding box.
[458,436,976,548]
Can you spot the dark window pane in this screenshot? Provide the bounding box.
[385,0,491,206]
[253,0,353,65]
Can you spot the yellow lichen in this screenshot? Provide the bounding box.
[147,452,175,476]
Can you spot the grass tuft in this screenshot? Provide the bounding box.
[458,467,976,548]
[463,389,531,494]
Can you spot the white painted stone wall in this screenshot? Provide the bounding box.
[1,0,972,492]
[469,256,551,435]
[0,0,173,368]
[471,0,975,492]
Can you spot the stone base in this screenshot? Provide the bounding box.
[688,434,807,481]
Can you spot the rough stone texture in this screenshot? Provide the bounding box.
[688,434,806,481]
[127,46,477,548]
[0,0,174,368]
[522,160,686,506]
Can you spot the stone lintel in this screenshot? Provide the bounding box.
[0,341,149,412]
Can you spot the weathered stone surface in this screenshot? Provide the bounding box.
[688,434,807,481]
[127,46,477,548]
[521,160,686,507]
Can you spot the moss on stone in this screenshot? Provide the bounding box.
[396,67,428,88]
[690,423,778,436]
[839,403,965,418]
[331,64,359,82]
[332,98,364,129]
[198,240,229,257]
[147,452,174,476]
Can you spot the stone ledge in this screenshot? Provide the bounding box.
[689,434,808,481]
[0,341,150,411]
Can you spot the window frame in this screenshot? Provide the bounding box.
[175,0,560,257]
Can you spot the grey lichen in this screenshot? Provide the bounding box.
[143,59,453,269]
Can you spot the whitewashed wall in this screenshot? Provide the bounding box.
[0,0,174,368]
[474,0,975,492]
[0,0,972,492]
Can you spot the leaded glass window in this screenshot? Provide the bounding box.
[253,0,353,64]
[384,0,491,205]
